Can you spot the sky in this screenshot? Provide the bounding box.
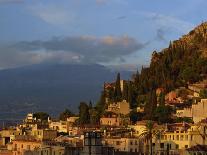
[0,0,207,70]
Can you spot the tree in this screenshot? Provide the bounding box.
[158,92,165,106]
[129,109,144,124]
[139,120,161,155]
[155,105,173,124]
[200,89,207,98]
[59,109,74,121]
[144,90,157,120]
[33,112,49,121]
[78,102,90,124]
[114,73,122,102]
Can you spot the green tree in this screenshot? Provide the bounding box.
[33,112,49,121]
[79,102,90,124]
[144,90,157,120]
[139,121,161,155]
[114,73,122,102]
[158,92,165,106]
[129,109,144,124]
[59,109,74,121]
[200,89,207,98]
[155,105,173,124]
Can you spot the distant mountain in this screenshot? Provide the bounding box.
[0,63,132,119]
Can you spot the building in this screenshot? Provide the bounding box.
[152,123,207,155]
[0,129,22,146]
[107,100,130,115]
[176,99,207,123]
[54,135,83,147]
[24,114,36,124]
[81,131,114,155]
[100,112,129,127]
[31,129,57,141]
[11,138,41,155]
[23,141,82,155]
[104,137,141,153]
[66,117,79,124]
[49,121,68,133]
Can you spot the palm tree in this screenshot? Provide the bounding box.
[139,120,162,155]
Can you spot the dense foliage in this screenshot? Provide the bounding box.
[59,109,74,121]
[98,22,207,121]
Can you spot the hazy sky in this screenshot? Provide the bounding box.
[0,0,206,70]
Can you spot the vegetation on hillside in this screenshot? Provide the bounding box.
[94,22,207,122]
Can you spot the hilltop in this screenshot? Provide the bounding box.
[99,22,207,121]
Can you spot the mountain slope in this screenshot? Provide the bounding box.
[0,63,132,119]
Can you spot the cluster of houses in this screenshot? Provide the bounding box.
[0,98,207,155]
[1,113,207,155]
[0,80,207,155]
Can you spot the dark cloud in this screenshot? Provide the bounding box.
[117,16,127,20]
[0,36,145,69]
[156,28,167,42]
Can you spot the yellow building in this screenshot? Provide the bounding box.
[100,112,129,127]
[0,129,22,146]
[153,123,207,155]
[107,100,130,115]
[177,99,207,123]
[11,139,41,155]
[104,137,140,153]
[31,129,57,141]
[49,121,68,133]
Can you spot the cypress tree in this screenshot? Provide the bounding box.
[79,102,90,124]
[114,73,122,102]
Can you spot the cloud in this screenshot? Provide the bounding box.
[107,63,141,71]
[155,28,168,42]
[0,36,144,69]
[117,16,127,20]
[143,12,194,34]
[29,4,74,26]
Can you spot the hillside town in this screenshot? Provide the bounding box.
[0,77,207,155]
[1,1,207,155]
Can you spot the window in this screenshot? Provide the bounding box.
[176,144,179,149]
[160,143,164,148]
[180,135,184,141]
[130,148,133,152]
[27,145,30,150]
[116,141,120,145]
[135,140,138,145]
[135,148,137,152]
[21,144,23,148]
[176,135,179,140]
[130,141,133,145]
[185,135,188,140]
[185,145,188,148]
[191,135,193,141]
